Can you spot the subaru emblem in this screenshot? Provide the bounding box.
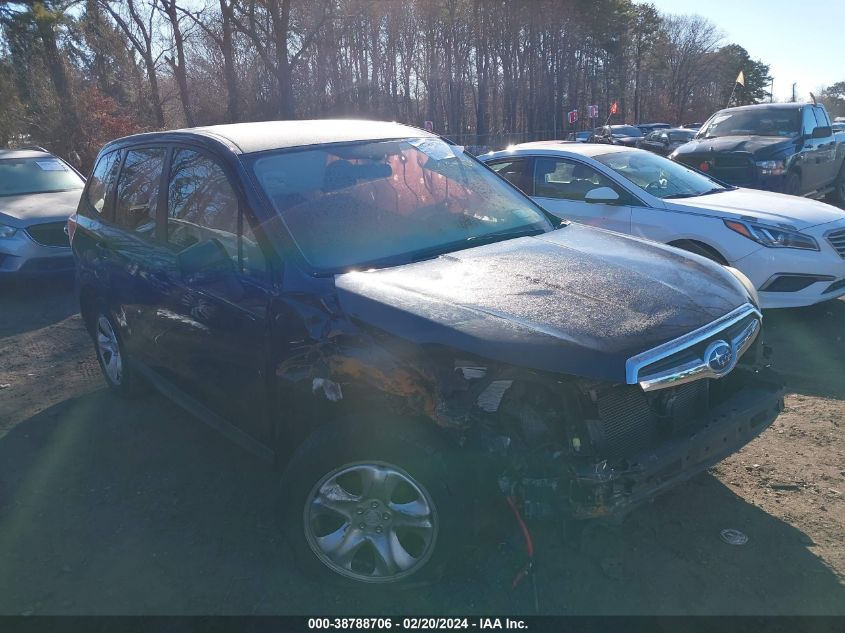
[705,340,733,375]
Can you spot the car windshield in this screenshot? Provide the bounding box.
[0,156,83,196]
[250,137,554,272]
[669,131,695,142]
[611,126,643,138]
[698,109,801,138]
[593,150,727,199]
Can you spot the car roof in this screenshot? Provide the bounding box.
[481,142,636,162]
[102,119,436,155]
[0,149,54,160]
[716,103,807,113]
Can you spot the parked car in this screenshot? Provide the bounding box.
[592,124,644,147]
[671,103,845,201]
[570,130,593,142]
[681,122,704,131]
[481,142,845,308]
[636,122,671,134]
[0,147,84,278]
[71,120,782,587]
[640,128,696,156]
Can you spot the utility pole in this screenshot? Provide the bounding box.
[791,83,797,103]
[770,78,774,103]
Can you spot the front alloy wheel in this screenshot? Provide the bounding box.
[304,462,438,583]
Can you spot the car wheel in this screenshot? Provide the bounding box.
[668,240,728,266]
[833,164,845,204]
[277,418,470,588]
[92,309,147,398]
[785,172,801,196]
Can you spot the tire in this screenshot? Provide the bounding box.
[833,164,845,204]
[91,307,148,398]
[785,171,801,196]
[277,417,471,588]
[669,240,728,265]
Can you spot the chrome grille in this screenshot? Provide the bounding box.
[626,304,761,392]
[25,221,70,247]
[826,228,845,259]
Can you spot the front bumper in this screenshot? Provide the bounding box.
[0,231,74,277]
[732,223,845,309]
[570,369,785,519]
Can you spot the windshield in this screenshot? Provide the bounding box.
[698,108,801,138]
[611,126,643,138]
[669,131,695,142]
[594,150,727,199]
[250,138,553,272]
[0,156,83,196]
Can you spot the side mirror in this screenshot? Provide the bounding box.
[177,238,235,281]
[584,186,620,204]
[812,126,832,139]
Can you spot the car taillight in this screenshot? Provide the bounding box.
[66,213,78,245]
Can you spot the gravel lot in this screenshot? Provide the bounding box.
[0,275,843,615]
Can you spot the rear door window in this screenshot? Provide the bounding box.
[115,147,165,237]
[85,150,121,217]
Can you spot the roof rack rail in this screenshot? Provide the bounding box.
[18,144,50,152]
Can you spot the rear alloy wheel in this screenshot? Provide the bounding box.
[92,310,147,397]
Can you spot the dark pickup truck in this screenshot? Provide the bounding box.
[670,103,845,202]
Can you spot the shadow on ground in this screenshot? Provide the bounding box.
[0,274,77,339]
[765,299,845,400]
[0,390,842,615]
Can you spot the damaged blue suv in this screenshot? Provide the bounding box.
[70,120,784,587]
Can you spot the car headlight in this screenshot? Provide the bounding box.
[755,160,786,176]
[724,219,819,251]
[0,223,17,239]
[724,265,760,307]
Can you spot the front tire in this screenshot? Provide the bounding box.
[785,171,801,196]
[277,418,469,587]
[832,163,845,204]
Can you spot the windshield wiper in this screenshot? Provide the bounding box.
[466,226,547,245]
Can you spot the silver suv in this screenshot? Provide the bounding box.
[0,148,84,278]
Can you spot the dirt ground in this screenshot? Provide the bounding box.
[0,275,843,615]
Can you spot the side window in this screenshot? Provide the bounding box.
[533,157,630,204]
[488,158,530,194]
[802,107,817,135]
[85,150,121,217]
[167,148,267,275]
[814,106,830,129]
[115,148,165,237]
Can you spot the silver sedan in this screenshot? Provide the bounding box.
[0,149,84,278]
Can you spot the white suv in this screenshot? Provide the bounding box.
[480,142,845,308]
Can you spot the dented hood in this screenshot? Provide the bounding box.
[334,224,751,383]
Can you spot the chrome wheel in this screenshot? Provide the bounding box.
[304,462,438,583]
[95,315,122,386]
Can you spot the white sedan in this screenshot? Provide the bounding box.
[480,142,845,309]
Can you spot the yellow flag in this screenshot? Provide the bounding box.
[736,70,745,86]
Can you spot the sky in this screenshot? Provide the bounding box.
[643,0,845,101]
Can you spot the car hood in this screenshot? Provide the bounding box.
[667,187,845,230]
[0,189,82,227]
[675,135,795,158]
[334,224,751,384]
